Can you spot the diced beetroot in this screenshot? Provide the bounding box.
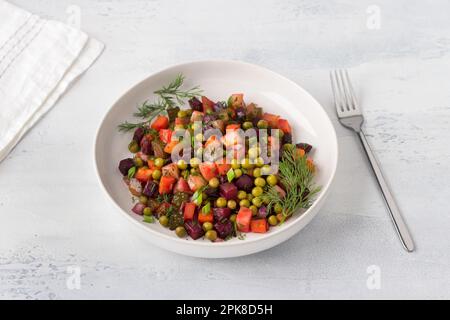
[204,186,219,198]
[235,174,253,193]
[118,158,134,176]
[219,183,238,200]
[257,206,268,218]
[133,127,145,143]
[214,220,233,239]
[189,97,203,111]
[296,143,313,153]
[132,203,146,215]
[143,181,158,197]
[213,207,231,222]
[184,220,204,240]
[140,136,152,155]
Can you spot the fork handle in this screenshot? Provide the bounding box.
[358,130,415,252]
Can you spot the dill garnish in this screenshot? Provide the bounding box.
[118,74,202,132]
[262,147,320,223]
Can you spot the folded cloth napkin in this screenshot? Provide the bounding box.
[0,0,103,162]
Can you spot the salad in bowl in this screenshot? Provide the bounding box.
[117,74,320,243]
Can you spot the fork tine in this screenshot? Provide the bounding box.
[329,70,343,112]
[344,70,358,111]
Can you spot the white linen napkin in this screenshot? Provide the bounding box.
[0,0,104,162]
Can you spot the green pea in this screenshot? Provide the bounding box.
[274,203,283,214]
[255,157,265,167]
[239,199,250,208]
[227,200,237,210]
[143,207,152,216]
[247,193,254,201]
[152,169,162,180]
[134,157,144,168]
[231,159,240,169]
[139,195,148,204]
[242,121,253,130]
[177,110,187,118]
[248,147,259,159]
[252,186,263,197]
[257,120,268,129]
[254,177,266,187]
[159,215,169,227]
[205,230,218,241]
[154,158,164,168]
[241,158,253,169]
[190,157,200,168]
[177,160,188,170]
[249,205,258,215]
[203,222,213,232]
[261,165,272,175]
[175,226,187,238]
[128,140,140,153]
[252,197,262,207]
[267,174,278,186]
[268,215,278,226]
[216,197,227,208]
[237,191,247,200]
[209,177,220,188]
[234,168,243,178]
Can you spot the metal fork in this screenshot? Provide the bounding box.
[330,69,415,252]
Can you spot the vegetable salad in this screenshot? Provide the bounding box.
[118,75,319,242]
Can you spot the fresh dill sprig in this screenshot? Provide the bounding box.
[118,74,202,132]
[133,100,166,119]
[118,121,147,132]
[262,147,320,223]
[154,74,202,107]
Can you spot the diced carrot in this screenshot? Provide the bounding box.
[226,123,241,131]
[175,117,189,126]
[159,176,176,194]
[147,158,156,169]
[151,115,169,131]
[199,162,218,181]
[251,219,269,233]
[262,113,280,128]
[201,96,215,114]
[183,202,197,221]
[135,167,154,183]
[277,118,292,134]
[159,129,172,144]
[236,207,252,232]
[307,158,315,172]
[198,210,214,224]
[296,148,306,157]
[215,160,231,176]
[164,140,179,154]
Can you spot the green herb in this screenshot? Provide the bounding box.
[201,202,211,215]
[154,74,202,107]
[143,215,155,223]
[262,148,320,223]
[192,186,207,206]
[226,168,235,182]
[118,74,202,132]
[127,166,136,179]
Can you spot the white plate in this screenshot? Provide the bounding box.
[94,60,338,258]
